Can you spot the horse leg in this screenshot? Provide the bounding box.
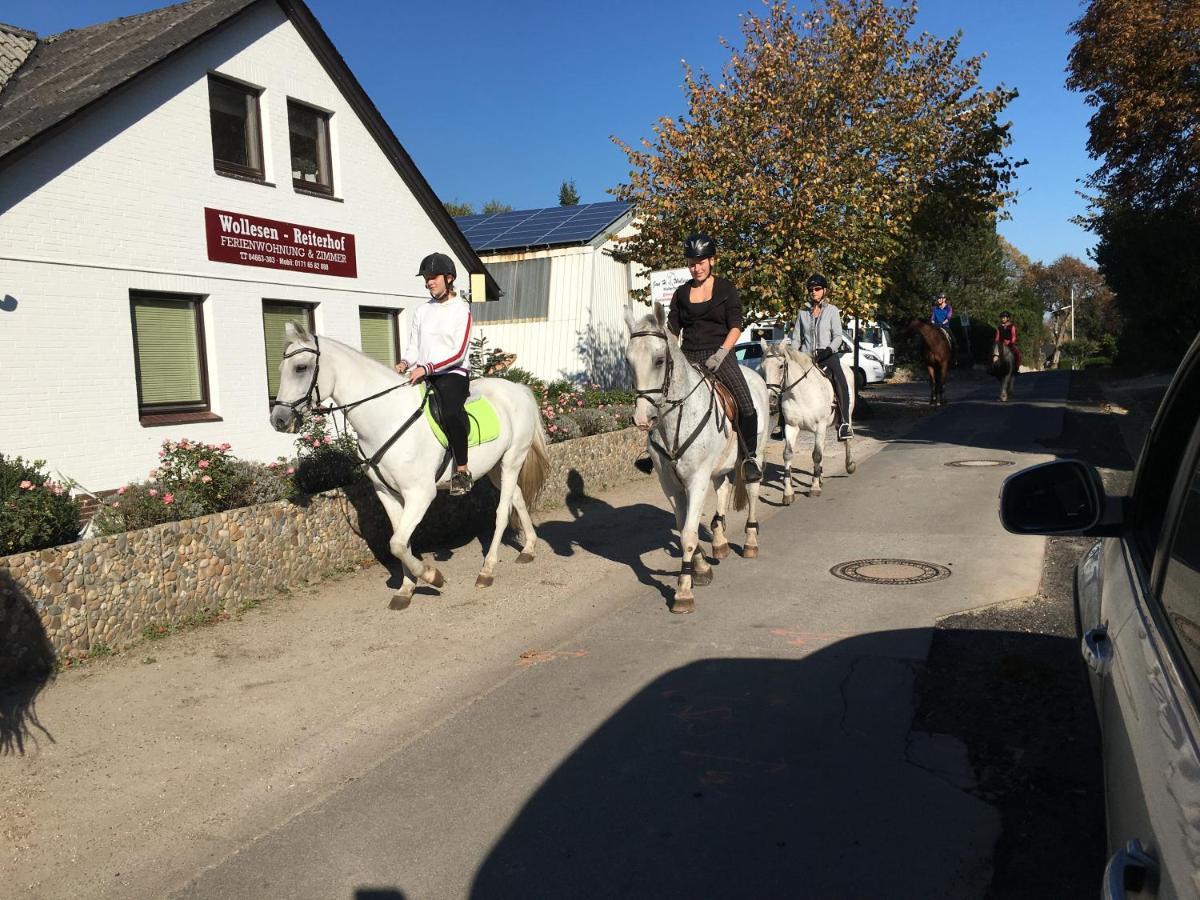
[373,484,441,610]
[843,430,856,475]
[927,365,937,405]
[672,474,709,614]
[810,423,826,497]
[781,420,798,506]
[477,456,523,588]
[743,468,761,560]
[710,474,732,561]
[509,483,537,563]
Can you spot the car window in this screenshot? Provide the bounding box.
[735,345,761,361]
[1131,351,1200,570]
[1160,441,1200,692]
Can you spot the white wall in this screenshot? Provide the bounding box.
[472,220,640,388]
[0,2,464,491]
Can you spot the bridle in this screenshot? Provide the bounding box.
[628,328,725,466]
[273,335,453,488]
[764,351,813,401]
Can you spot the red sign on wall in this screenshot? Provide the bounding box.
[204,207,357,278]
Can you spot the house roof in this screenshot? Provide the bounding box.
[0,0,498,299]
[455,201,634,253]
[0,22,37,92]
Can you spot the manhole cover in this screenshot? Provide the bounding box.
[944,459,1015,468]
[830,558,952,585]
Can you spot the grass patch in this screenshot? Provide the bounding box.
[88,642,115,658]
[141,607,228,642]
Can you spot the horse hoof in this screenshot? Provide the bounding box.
[846,461,857,474]
[515,552,535,564]
[743,545,759,559]
[388,594,412,611]
[693,568,714,587]
[782,493,793,506]
[475,573,494,588]
[423,568,445,588]
[671,594,695,614]
[810,488,822,498]
[712,542,730,561]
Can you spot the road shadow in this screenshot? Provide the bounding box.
[0,571,57,755]
[467,625,1105,898]
[540,470,678,603]
[470,626,1102,898]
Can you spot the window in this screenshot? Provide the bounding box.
[734,344,762,362]
[262,301,315,400]
[359,308,400,368]
[473,258,551,323]
[130,292,209,419]
[208,75,264,180]
[1161,442,1200,691]
[288,100,333,195]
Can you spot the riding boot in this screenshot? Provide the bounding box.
[825,361,853,440]
[737,411,762,482]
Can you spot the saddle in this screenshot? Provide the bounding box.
[423,391,501,449]
[712,379,737,423]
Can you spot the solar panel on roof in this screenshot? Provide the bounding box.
[454,201,632,251]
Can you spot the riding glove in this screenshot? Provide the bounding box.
[815,347,833,363]
[705,348,729,372]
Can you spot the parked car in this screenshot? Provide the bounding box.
[999,330,1200,897]
[733,340,765,375]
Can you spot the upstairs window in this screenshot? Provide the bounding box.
[288,100,333,195]
[209,74,264,180]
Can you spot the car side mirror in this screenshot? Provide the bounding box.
[999,459,1122,536]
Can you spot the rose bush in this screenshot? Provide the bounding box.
[0,454,82,555]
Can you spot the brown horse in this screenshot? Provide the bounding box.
[905,319,952,405]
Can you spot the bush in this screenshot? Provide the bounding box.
[0,454,82,555]
[227,459,296,506]
[91,482,179,536]
[500,367,545,390]
[291,414,364,495]
[155,438,252,516]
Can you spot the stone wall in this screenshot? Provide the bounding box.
[0,428,650,665]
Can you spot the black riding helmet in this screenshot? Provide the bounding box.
[682,233,716,259]
[1000,310,1011,318]
[417,252,456,279]
[806,273,828,290]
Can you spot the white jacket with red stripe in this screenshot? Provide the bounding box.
[404,295,472,376]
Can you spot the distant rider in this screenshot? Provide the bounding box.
[995,310,1021,372]
[395,252,473,496]
[667,232,762,482]
[931,291,957,364]
[791,274,853,440]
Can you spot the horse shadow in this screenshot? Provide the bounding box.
[0,571,57,756]
[539,469,679,604]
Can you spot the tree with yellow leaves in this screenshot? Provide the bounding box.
[611,0,1019,321]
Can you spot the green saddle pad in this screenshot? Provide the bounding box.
[423,394,501,449]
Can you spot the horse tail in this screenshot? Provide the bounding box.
[733,463,749,512]
[518,413,551,513]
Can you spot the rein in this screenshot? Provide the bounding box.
[765,353,813,399]
[275,336,452,489]
[628,329,726,466]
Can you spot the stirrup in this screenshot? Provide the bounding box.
[450,469,472,496]
[741,457,763,483]
[837,423,853,441]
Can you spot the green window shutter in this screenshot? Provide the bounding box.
[263,302,311,399]
[359,310,396,367]
[132,298,203,406]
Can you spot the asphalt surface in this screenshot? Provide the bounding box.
[174,371,1070,900]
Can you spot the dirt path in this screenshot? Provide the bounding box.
[3,397,922,898]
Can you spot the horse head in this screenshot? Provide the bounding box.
[270,321,324,433]
[624,302,672,430]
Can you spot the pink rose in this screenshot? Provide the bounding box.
[117,486,128,495]
[18,480,33,490]
[162,493,174,505]
[179,440,190,449]
[577,400,584,407]
[51,484,64,496]
[287,467,295,475]
[220,443,231,451]
[198,459,210,469]
[149,469,159,479]
[201,475,212,483]
[148,489,158,497]
[546,410,555,420]
[323,436,333,445]
[158,449,166,458]
[548,424,558,433]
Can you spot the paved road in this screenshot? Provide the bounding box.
[177,371,1069,899]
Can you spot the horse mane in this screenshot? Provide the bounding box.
[294,331,406,381]
[782,343,815,369]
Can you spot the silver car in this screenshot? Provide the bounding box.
[999,331,1200,898]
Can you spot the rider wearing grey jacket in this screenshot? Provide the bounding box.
[790,273,853,440]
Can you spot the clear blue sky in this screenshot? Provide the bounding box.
[4,0,1096,265]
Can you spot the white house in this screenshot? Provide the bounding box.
[454,202,641,387]
[0,0,498,494]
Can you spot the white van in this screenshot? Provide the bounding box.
[842,319,896,388]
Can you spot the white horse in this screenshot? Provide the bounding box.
[269,322,550,609]
[760,341,856,502]
[624,303,770,613]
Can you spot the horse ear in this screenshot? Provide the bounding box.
[760,338,770,356]
[654,302,666,329]
[624,305,639,333]
[285,321,311,342]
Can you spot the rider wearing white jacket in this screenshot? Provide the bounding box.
[395,252,473,495]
